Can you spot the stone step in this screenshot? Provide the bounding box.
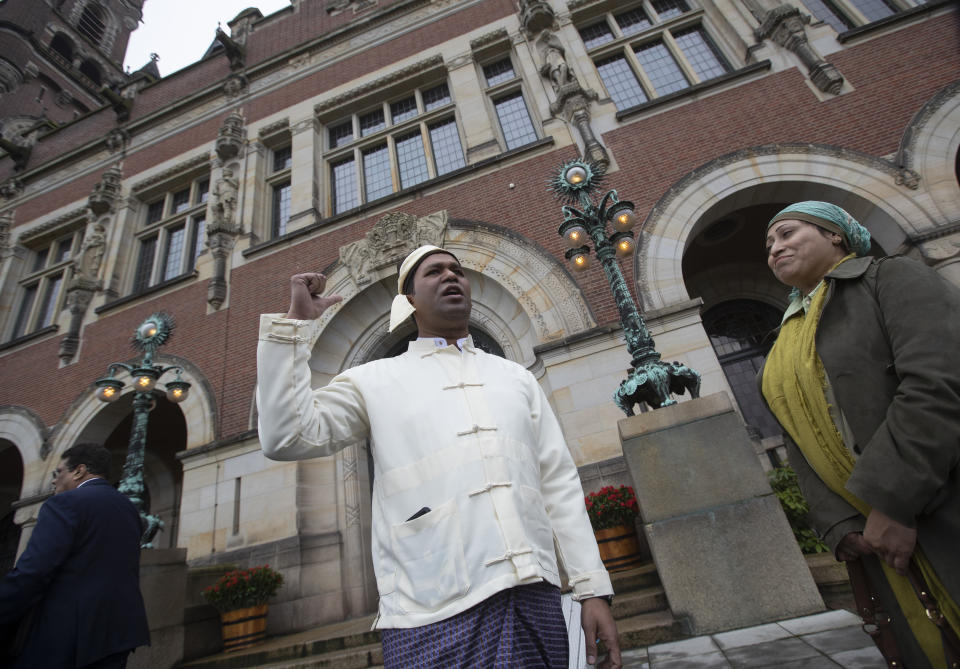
[609,562,661,593]
[611,585,669,619]
[616,609,688,650]
[253,642,382,669]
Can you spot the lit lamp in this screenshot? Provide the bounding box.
[91,312,190,548]
[548,159,701,414]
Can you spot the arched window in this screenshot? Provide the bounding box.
[79,59,102,85]
[77,2,107,45]
[702,299,783,441]
[49,33,75,62]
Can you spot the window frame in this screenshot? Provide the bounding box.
[9,229,82,341]
[132,175,209,294]
[480,55,540,152]
[577,1,734,110]
[800,0,916,32]
[322,80,464,215]
[268,143,293,238]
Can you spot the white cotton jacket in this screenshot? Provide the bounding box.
[256,314,613,628]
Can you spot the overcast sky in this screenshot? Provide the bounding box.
[123,1,292,78]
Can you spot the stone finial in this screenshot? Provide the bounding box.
[88,165,123,215]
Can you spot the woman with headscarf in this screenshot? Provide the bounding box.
[760,201,960,667]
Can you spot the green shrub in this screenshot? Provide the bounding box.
[769,464,828,554]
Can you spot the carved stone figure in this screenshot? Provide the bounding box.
[536,31,576,93]
[88,165,122,215]
[77,224,107,281]
[215,111,245,161]
[519,0,555,35]
[212,168,239,227]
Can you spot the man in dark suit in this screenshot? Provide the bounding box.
[0,443,150,668]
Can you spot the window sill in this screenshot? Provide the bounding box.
[837,0,953,43]
[95,271,197,315]
[243,136,555,259]
[0,325,59,352]
[614,60,772,122]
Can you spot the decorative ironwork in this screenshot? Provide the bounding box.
[93,313,190,548]
[550,159,700,414]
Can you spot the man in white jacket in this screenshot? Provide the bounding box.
[257,245,621,668]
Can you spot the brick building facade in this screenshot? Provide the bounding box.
[1,0,958,636]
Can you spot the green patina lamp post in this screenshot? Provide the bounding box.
[93,312,190,548]
[549,159,701,415]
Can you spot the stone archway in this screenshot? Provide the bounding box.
[0,406,48,556]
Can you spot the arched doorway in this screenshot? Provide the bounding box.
[0,441,24,572]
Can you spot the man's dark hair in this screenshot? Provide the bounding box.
[61,443,112,478]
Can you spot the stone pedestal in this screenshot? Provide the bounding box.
[129,548,188,669]
[618,393,823,634]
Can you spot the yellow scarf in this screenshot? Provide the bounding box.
[762,269,959,667]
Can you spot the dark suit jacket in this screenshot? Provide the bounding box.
[0,478,150,668]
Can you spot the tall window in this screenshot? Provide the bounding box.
[9,230,82,340]
[482,58,538,151]
[579,1,731,110]
[326,82,465,215]
[77,2,107,45]
[270,145,292,237]
[801,0,909,32]
[133,176,208,293]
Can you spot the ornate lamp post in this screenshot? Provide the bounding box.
[94,312,190,548]
[549,159,701,415]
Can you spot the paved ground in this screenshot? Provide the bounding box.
[615,609,885,669]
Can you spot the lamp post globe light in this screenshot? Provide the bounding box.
[94,312,190,548]
[549,159,701,415]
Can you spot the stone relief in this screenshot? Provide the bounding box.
[339,210,447,287]
[215,111,245,162]
[756,5,843,95]
[211,167,239,228]
[76,223,107,283]
[88,165,123,215]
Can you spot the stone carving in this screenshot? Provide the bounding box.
[211,168,239,228]
[314,56,443,113]
[59,284,96,364]
[339,210,447,286]
[105,128,129,153]
[537,31,577,93]
[756,5,843,95]
[0,58,23,94]
[88,165,123,215]
[258,118,290,138]
[215,111,245,161]
[519,0,555,35]
[76,223,107,282]
[223,73,248,99]
[132,154,209,193]
[206,231,237,309]
[0,209,12,253]
[1,178,23,200]
[215,28,245,70]
[895,167,921,190]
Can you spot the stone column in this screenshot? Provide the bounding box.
[619,392,823,634]
[286,116,320,231]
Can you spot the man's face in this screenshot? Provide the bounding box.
[51,458,82,494]
[407,253,472,336]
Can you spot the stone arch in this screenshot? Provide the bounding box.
[896,80,960,225]
[636,143,940,310]
[0,406,47,496]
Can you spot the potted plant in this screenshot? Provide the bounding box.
[202,564,284,652]
[585,485,643,572]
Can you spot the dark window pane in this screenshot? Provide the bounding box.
[673,27,729,82]
[329,120,354,148]
[332,158,359,214]
[596,55,648,109]
[360,109,386,136]
[635,40,689,96]
[172,188,191,213]
[362,145,393,201]
[55,237,73,263]
[803,0,852,31]
[162,224,186,281]
[580,21,615,49]
[191,217,206,268]
[38,273,63,328]
[134,236,157,292]
[851,0,896,22]
[616,8,652,36]
[423,83,452,110]
[146,200,164,224]
[651,0,690,20]
[390,96,418,124]
[483,58,516,87]
[196,179,210,203]
[32,248,49,272]
[272,182,291,236]
[273,145,292,172]
[12,284,38,338]
[494,92,537,150]
[395,131,429,190]
[429,119,465,176]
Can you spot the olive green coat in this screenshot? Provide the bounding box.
[762,255,960,667]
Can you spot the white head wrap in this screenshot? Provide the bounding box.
[387,245,457,332]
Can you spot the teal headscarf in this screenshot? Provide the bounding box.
[767,201,871,256]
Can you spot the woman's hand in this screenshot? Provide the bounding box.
[863,509,916,575]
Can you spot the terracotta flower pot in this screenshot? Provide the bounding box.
[594,523,643,572]
[220,603,268,652]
